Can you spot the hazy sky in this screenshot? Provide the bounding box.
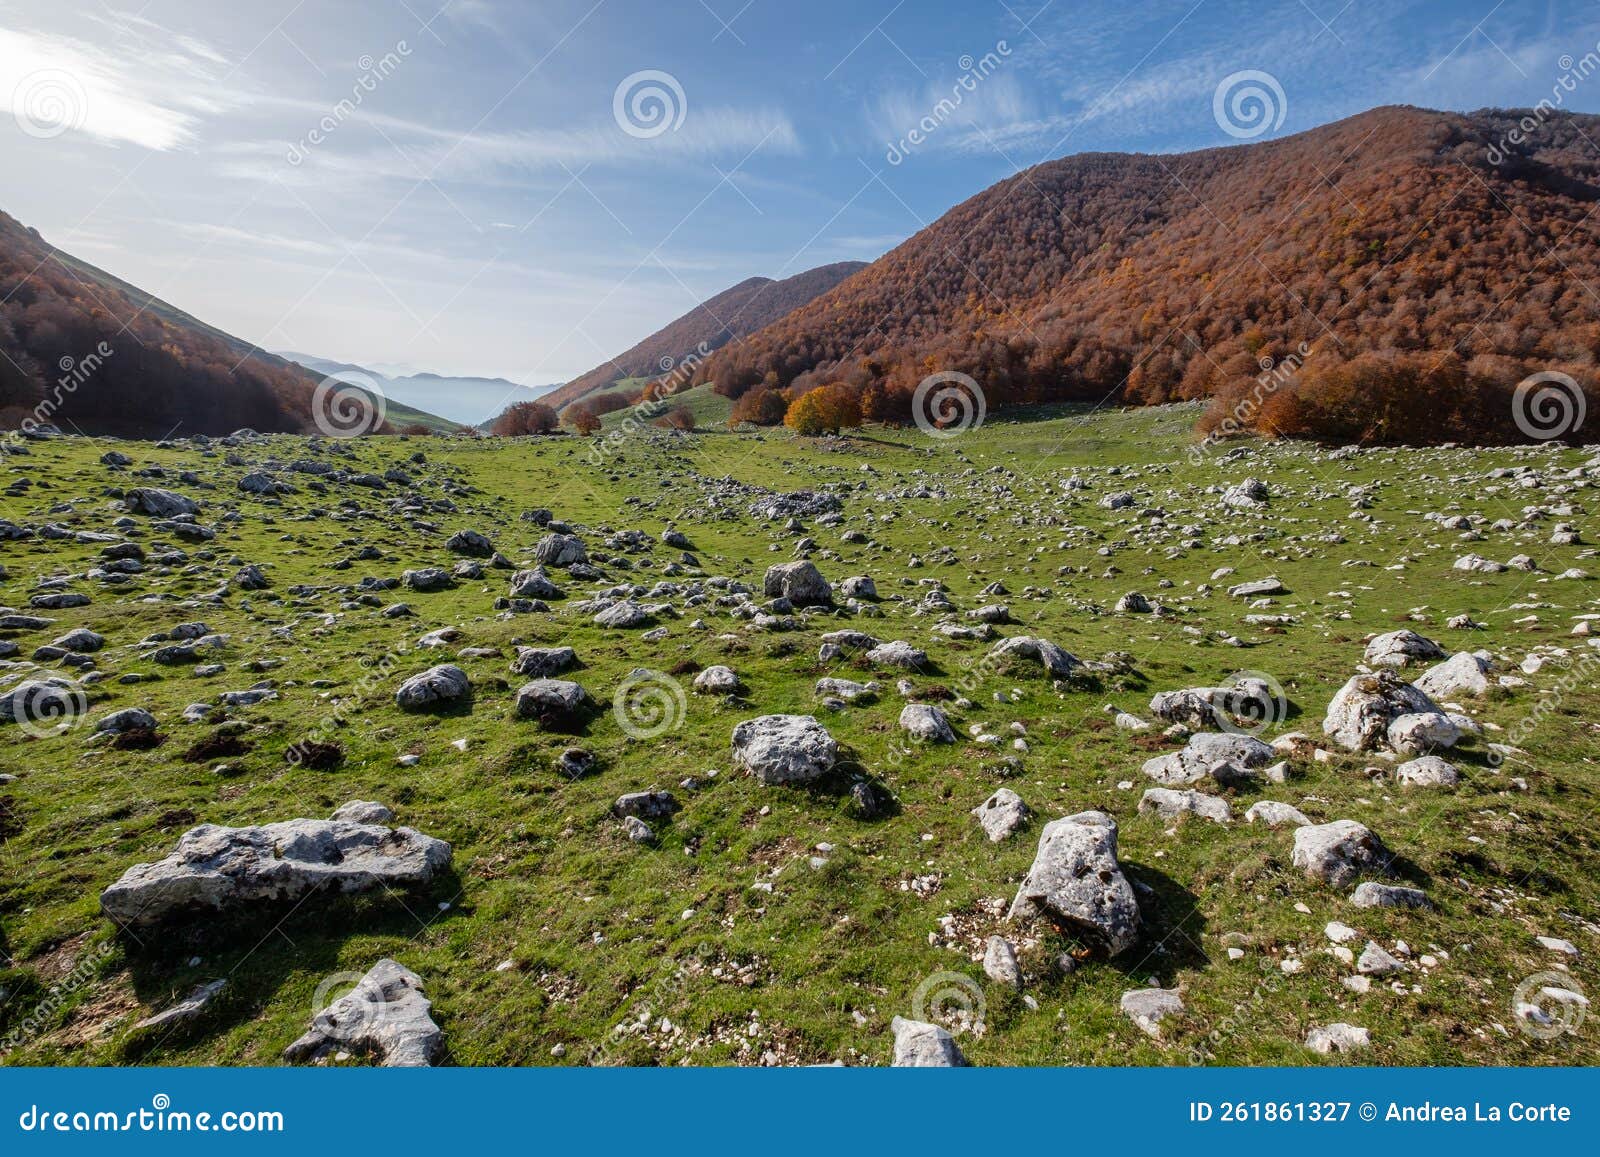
[2,0,1596,384]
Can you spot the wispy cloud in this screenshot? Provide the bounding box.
[0,18,230,150]
[218,105,802,188]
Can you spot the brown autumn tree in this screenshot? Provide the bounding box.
[568,404,602,435]
[728,387,789,426]
[689,106,1600,446]
[489,400,560,436]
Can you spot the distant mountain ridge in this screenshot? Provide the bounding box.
[544,260,868,411]
[274,351,558,428]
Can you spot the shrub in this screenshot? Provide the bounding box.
[489,400,560,436]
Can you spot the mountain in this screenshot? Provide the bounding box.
[699,106,1600,437]
[274,351,558,428]
[544,260,868,411]
[0,212,457,440]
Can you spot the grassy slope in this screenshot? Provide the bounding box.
[366,389,463,436]
[0,405,1596,1067]
[594,383,732,432]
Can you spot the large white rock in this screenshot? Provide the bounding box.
[839,575,878,600]
[394,664,470,710]
[1245,800,1311,828]
[514,678,596,725]
[1322,671,1443,752]
[509,646,577,678]
[1008,811,1140,956]
[814,677,879,702]
[731,714,838,785]
[987,635,1082,678]
[1138,787,1231,823]
[1142,732,1273,785]
[899,703,956,743]
[1121,987,1185,1038]
[125,487,199,518]
[762,560,831,605]
[693,665,742,694]
[0,679,82,726]
[100,818,452,927]
[283,959,443,1067]
[1363,629,1445,668]
[509,567,562,599]
[1412,651,1491,698]
[1222,477,1269,509]
[866,640,928,669]
[534,533,588,568]
[971,788,1030,841]
[1386,711,1461,756]
[1395,755,1460,787]
[1291,820,1390,888]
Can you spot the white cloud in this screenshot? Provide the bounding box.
[215,104,801,189]
[1397,27,1600,112]
[0,24,219,149]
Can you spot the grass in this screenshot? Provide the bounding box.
[595,383,732,433]
[0,403,1596,1066]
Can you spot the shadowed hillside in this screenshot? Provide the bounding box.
[0,213,447,439]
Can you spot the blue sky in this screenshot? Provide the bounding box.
[1,0,1596,385]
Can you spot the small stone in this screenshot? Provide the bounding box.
[1306,1023,1370,1055]
[983,936,1021,988]
[1120,987,1184,1039]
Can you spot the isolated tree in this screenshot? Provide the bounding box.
[784,383,861,435]
[568,404,602,435]
[489,400,559,436]
[729,387,789,426]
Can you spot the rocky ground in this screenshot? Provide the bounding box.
[0,402,1595,1066]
